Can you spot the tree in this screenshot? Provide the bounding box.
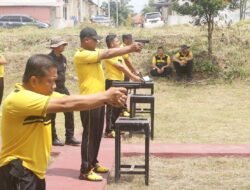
[173,0,227,58]
[238,0,248,20]
[229,0,249,19]
[101,0,134,26]
[141,0,157,15]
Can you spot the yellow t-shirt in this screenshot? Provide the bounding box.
[103,56,125,81]
[121,44,130,61]
[0,55,5,77]
[152,54,171,66]
[73,48,105,95]
[175,51,193,60]
[0,83,51,179]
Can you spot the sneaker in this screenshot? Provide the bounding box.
[79,170,103,181]
[93,164,109,173]
[122,111,130,117]
[104,130,115,138]
[65,137,81,146]
[52,138,64,146]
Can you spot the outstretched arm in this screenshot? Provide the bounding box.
[46,87,127,113]
[99,43,143,61]
[0,55,7,65]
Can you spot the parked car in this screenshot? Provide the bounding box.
[143,12,164,28]
[0,14,50,28]
[90,15,114,26]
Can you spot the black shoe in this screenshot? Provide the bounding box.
[52,138,64,146]
[65,137,81,146]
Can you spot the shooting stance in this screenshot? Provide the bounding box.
[0,54,127,190]
[103,34,142,138]
[74,27,143,181]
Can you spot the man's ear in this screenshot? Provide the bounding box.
[30,76,38,88]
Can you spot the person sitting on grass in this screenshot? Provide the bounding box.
[0,54,127,190]
[103,34,143,138]
[150,46,172,78]
[172,45,194,81]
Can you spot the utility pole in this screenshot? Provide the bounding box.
[97,0,100,15]
[116,0,119,26]
[108,0,110,18]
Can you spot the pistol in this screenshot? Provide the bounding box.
[134,39,150,44]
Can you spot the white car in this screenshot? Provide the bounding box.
[144,12,164,28]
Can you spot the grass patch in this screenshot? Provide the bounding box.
[108,156,250,190]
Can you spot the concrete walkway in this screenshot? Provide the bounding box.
[46,138,250,190]
[47,138,115,190]
[1,139,250,190]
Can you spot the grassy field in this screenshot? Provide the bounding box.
[108,156,250,190]
[1,23,250,189]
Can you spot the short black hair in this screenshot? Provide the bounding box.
[106,34,117,48]
[122,34,132,42]
[158,46,164,50]
[22,54,57,83]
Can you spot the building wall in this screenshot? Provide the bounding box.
[0,6,51,23]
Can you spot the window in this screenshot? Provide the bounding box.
[0,16,10,21]
[21,16,33,22]
[9,16,21,22]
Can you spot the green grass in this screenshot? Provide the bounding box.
[1,24,250,189]
[107,156,250,190]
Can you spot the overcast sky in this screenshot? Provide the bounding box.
[129,0,148,13]
[98,0,148,13]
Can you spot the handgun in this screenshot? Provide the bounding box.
[134,39,150,44]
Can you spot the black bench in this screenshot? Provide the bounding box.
[129,94,155,140]
[115,117,150,185]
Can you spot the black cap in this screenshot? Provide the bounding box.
[80,27,102,40]
[180,44,190,50]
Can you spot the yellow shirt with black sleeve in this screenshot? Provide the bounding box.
[175,51,193,61]
[0,54,5,78]
[152,54,171,68]
[103,56,125,81]
[73,48,105,95]
[0,83,64,179]
[121,44,130,61]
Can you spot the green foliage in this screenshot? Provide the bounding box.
[194,59,219,75]
[101,0,134,26]
[141,0,157,15]
[222,66,248,81]
[173,0,227,57]
[173,0,226,19]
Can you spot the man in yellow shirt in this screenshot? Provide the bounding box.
[150,46,172,77]
[103,34,142,138]
[172,45,194,81]
[0,54,127,190]
[121,34,138,77]
[0,54,7,105]
[74,27,143,181]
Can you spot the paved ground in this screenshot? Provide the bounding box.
[46,138,250,190]
[1,138,250,190]
[47,138,115,190]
